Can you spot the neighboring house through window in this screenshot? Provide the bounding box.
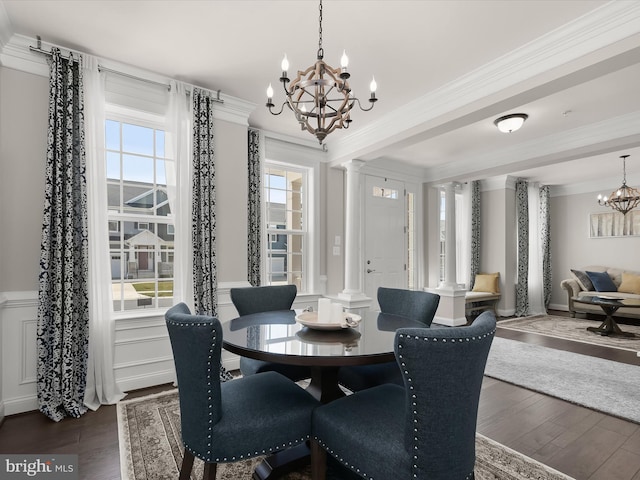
[263,163,309,292]
[106,114,175,311]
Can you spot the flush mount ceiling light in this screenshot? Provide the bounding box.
[265,0,378,144]
[597,154,640,216]
[494,113,528,133]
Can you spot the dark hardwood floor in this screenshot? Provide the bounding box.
[1,310,639,480]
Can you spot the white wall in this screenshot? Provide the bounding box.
[549,189,640,310]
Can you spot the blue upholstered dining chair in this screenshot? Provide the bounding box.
[230,284,311,381]
[312,310,496,480]
[337,287,440,392]
[165,303,320,480]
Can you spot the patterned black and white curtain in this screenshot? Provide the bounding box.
[540,185,552,308]
[247,128,261,286]
[469,180,481,290]
[515,179,529,316]
[37,49,90,421]
[191,88,218,316]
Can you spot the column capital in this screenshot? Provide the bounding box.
[438,181,463,191]
[341,159,366,172]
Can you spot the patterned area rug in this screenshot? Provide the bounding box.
[117,389,574,480]
[498,315,640,353]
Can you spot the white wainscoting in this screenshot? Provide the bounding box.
[0,285,322,416]
[0,291,39,416]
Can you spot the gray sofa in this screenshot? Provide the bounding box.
[560,265,640,320]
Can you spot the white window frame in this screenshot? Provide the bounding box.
[105,105,175,313]
[262,136,321,294]
[263,162,309,292]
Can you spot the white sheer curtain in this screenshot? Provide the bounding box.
[165,81,194,311]
[528,182,546,315]
[84,56,125,409]
[456,183,472,289]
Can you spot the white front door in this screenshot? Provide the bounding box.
[364,175,407,309]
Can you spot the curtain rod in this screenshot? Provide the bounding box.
[29,36,223,103]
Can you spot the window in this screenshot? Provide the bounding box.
[406,191,416,289]
[263,164,307,292]
[106,117,175,311]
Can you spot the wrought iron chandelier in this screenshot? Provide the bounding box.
[597,155,640,216]
[265,0,378,144]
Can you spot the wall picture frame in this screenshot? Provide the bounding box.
[589,210,640,237]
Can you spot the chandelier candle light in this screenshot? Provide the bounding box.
[266,0,378,144]
[597,155,640,216]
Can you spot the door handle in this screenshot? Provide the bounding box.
[367,269,376,273]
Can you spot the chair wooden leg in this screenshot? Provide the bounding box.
[310,438,327,480]
[203,462,217,480]
[179,450,195,480]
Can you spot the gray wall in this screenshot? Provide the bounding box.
[214,120,248,283]
[479,185,517,315]
[325,165,345,294]
[0,67,48,292]
[549,190,640,309]
[0,65,250,293]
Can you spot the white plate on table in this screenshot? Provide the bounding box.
[295,312,362,330]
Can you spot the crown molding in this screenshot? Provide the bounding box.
[551,171,640,198]
[212,94,256,127]
[265,135,324,167]
[0,33,256,126]
[0,33,49,76]
[360,158,427,184]
[478,176,518,192]
[326,1,640,165]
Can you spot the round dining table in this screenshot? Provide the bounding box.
[221,308,425,403]
[221,308,426,480]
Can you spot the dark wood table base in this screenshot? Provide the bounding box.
[586,304,636,338]
[253,367,348,479]
[252,443,310,480]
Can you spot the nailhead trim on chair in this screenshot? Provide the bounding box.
[172,320,310,464]
[397,328,495,480]
[313,436,373,479]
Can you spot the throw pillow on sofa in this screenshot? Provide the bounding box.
[618,272,640,295]
[585,271,617,292]
[570,269,594,291]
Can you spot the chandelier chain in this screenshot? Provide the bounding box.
[622,154,629,184]
[318,0,323,58]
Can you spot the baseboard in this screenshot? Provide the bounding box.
[222,354,240,372]
[496,307,515,317]
[548,303,569,312]
[117,369,176,393]
[3,393,38,416]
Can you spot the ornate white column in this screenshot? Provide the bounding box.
[338,159,369,304]
[431,182,467,326]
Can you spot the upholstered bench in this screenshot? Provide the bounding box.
[465,272,501,315]
[465,291,501,315]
